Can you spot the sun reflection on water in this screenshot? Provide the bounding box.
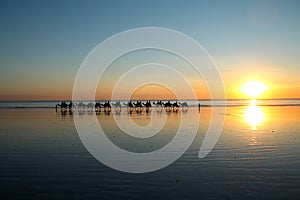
[244,102,264,130]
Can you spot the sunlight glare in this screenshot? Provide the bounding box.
[245,105,264,130]
[250,99,257,105]
[241,81,268,98]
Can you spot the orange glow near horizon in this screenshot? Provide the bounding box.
[129,85,178,100]
[1,74,300,100]
[95,82,211,101]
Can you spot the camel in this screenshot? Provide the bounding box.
[83,102,93,111]
[133,101,143,113]
[123,101,134,108]
[153,100,163,112]
[172,101,180,112]
[111,101,122,108]
[56,101,70,111]
[55,100,191,115]
[75,101,86,110]
[163,101,172,107]
[179,102,188,107]
[163,101,172,112]
[142,100,152,108]
[153,100,163,107]
[179,102,189,112]
[95,101,102,112]
[112,101,122,114]
[124,101,134,114]
[143,100,152,113]
[68,102,73,110]
[101,101,111,113]
[56,101,67,108]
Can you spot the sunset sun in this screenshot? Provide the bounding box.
[241,80,269,98]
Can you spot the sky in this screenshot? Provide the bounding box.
[0,0,300,100]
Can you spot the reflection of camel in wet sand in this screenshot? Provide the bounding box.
[101,101,111,113]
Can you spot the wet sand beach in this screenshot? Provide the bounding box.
[0,105,300,199]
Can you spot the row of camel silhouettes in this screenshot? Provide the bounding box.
[56,100,189,113]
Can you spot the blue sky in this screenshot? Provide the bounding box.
[0,0,299,99]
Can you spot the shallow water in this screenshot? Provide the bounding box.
[1,99,300,108]
[0,106,299,199]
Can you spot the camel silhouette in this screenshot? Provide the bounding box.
[172,101,180,112]
[56,101,73,114]
[95,101,102,112]
[142,100,152,108]
[163,101,172,112]
[68,102,73,109]
[123,101,134,108]
[133,101,143,113]
[56,101,67,108]
[56,101,71,111]
[55,100,192,115]
[123,101,134,114]
[101,101,111,113]
[143,100,152,113]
